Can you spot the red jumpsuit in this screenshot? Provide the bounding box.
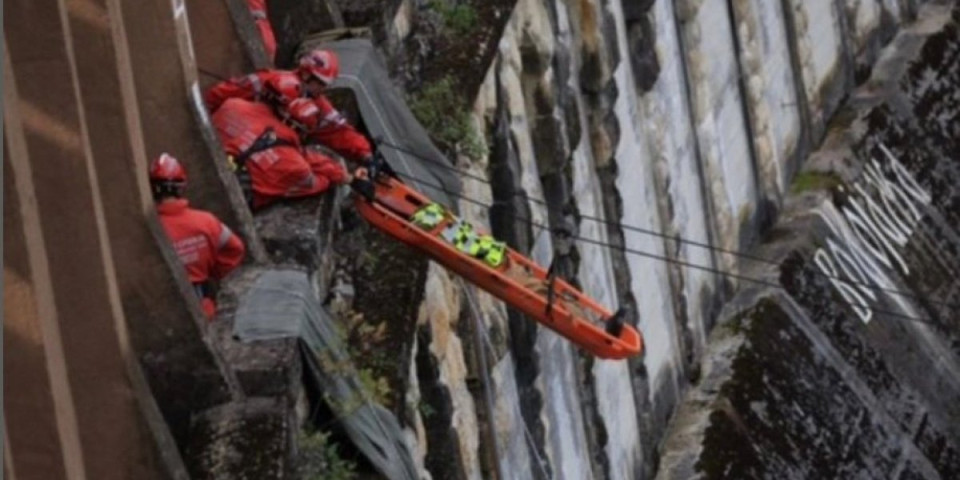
[212,97,348,209]
[204,70,301,112]
[302,95,373,161]
[205,70,373,162]
[246,0,277,62]
[157,199,246,318]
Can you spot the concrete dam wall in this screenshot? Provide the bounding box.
[4,0,958,478]
[658,5,960,476]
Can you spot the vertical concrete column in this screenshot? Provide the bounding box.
[185,0,259,90]
[267,0,344,67]
[3,1,165,478]
[118,0,266,263]
[220,0,272,69]
[61,0,238,449]
[674,0,760,266]
[4,72,83,480]
[726,0,804,199]
[781,0,849,142]
[778,0,815,159]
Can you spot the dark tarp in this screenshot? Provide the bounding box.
[233,270,419,480]
[307,37,462,212]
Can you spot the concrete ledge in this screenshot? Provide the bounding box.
[214,267,303,400]
[186,397,296,479]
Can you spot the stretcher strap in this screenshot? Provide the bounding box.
[234,127,296,166]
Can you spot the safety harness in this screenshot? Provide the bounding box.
[227,127,297,206]
[193,282,212,300]
[544,227,575,319]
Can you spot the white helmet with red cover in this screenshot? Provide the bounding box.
[149,153,187,198]
[298,49,339,86]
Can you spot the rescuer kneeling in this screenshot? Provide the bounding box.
[150,154,246,318]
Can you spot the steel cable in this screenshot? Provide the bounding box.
[377,168,945,326]
[375,139,960,314]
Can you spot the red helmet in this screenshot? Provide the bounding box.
[298,49,339,85]
[149,153,186,182]
[149,153,187,199]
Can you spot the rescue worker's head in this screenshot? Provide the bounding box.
[149,153,187,200]
[298,49,339,96]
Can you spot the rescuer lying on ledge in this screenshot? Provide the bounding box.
[206,49,372,209]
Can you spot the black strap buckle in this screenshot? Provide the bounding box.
[235,127,293,165]
[605,307,625,338]
[545,260,558,318]
[368,151,396,180]
[193,282,212,299]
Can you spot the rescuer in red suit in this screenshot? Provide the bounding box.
[211,96,351,209]
[150,153,246,318]
[245,0,277,62]
[204,49,373,165]
[294,49,373,162]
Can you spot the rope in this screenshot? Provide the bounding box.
[461,279,552,480]
[384,170,943,326]
[197,67,228,82]
[375,138,960,313]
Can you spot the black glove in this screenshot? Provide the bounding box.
[367,151,396,180]
[367,154,381,180]
[351,177,376,202]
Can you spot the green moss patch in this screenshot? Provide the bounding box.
[789,171,842,193]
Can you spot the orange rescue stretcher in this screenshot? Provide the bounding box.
[353,175,644,360]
